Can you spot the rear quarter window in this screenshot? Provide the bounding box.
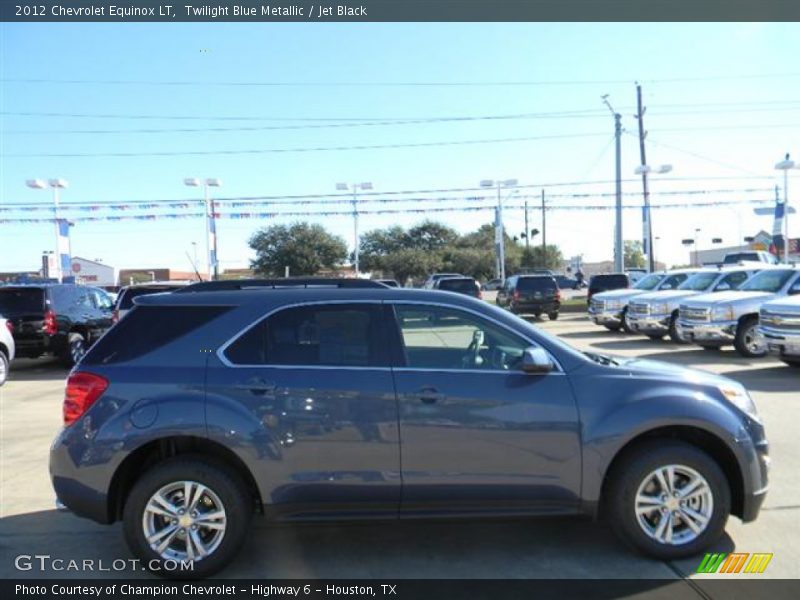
[81,305,229,365]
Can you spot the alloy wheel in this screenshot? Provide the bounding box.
[142,480,227,562]
[634,464,714,545]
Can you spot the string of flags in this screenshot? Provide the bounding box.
[0,198,774,225]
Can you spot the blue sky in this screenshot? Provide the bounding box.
[1,22,799,273]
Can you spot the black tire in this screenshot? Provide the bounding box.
[605,440,730,560]
[699,344,722,351]
[123,456,253,579]
[548,312,559,321]
[668,313,688,344]
[733,317,767,358]
[604,324,622,332]
[782,359,800,368]
[534,312,542,320]
[61,332,87,367]
[645,333,664,340]
[621,307,634,334]
[0,350,9,387]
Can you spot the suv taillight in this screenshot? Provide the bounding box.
[43,310,58,335]
[512,290,520,301]
[112,309,119,323]
[555,289,561,301]
[63,372,109,426]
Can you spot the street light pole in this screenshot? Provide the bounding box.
[336,182,373,276]
[184,177,222,280]
[26,178,69,283]
[481,179,517,281]
[775,154,799,264]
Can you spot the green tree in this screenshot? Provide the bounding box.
[407,221,459,251]
[624,240,646,269]
[249,222,348,276]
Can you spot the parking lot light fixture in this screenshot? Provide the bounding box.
[185,177,222,280]
[25,177,69,282]
[336,182,373,276]
[481,179,518,281]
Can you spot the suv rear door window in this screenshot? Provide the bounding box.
[224,304,388,367]
[0,288,46,315]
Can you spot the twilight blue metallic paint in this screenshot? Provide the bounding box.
[50,288,768,527]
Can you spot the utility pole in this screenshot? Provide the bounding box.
[602,95,624,273]
[636,83,655,272]
[541,189,547,268]
[524,200,530,249]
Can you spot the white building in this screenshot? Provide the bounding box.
[692,231,799,265]
[69,257,116,286]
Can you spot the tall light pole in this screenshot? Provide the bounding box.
[480,179,518,281]
[694,228,702,266]
[336,182,373,277]
[184,178,222,280]
[775,154,799,263]
[634,163,673,271]
[26,178,69,283]
[602,95,623,273]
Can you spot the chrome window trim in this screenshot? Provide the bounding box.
[217,298,563,373]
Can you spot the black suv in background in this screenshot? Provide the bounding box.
[588,273,630,305]
[434,276,481,298]
[496,275,560,319]
[0,284,114,366]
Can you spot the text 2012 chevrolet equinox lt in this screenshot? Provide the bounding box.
[50,287,769,578]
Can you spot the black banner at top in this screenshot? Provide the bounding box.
[2,0,800,22]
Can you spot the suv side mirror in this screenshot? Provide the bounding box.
[521,346,554,374]
[715,282,730,291]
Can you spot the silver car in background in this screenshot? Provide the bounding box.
[678,267,800,357]
[758,294,800,367]
[0,315,15,386]
[628,266,757,343]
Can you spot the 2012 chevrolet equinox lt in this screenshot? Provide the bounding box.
[50,287,769,578]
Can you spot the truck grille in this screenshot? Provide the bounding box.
[760,311,800,331]
[680,307,710,322]
[629,302,649,316]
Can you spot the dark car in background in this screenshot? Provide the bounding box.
[555,275,580,290]
[497,275,560,319]
[481,278,503,291]
[434,276,481,298]
[50,286,768,577]
[114,282,191,322]
[0,284,114,366]
[587,273,630,305]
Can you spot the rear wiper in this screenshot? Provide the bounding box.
[584,351,620,366]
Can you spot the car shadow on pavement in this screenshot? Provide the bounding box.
[558,330,625,339]
[8,358,68,383]
[1,509,711,581]
[715,366,800,393]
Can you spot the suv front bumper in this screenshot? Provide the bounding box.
[676,319,737,344]
[588,308,623,326]
[628,314,670,334]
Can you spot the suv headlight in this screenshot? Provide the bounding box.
[719,384,760,422]
[651,303,668,314]
[711,306,734,321]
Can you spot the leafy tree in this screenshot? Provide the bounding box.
[249,222,348,276]
[624,240,646,269]
[521,244,564,270]
[407,221,459,251]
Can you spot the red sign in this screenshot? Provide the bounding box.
[72,262,81,273]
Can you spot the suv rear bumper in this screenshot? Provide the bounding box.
[14,335,65,358]
[511,301,560,314]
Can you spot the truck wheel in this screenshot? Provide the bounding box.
[621,308,634,334]
[604,324,622,332]
[0,350,8,386]
[699,344,722,351]
[123,456,252,579]
[646,334,664,340]
[61,332,87,367]
[733,317,767,358]
[605,440,730,560]
[548,312,559,321]
[668,313,688,344]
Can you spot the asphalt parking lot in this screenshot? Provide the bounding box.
[1,312,798,584]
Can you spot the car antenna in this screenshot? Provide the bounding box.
[185,251,202,281]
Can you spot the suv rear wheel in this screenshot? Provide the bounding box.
[61,332,87,367]
[621,307,634,334]
[734,317,767,358]
[0,350,8,386]
[606,441,730,560]
[123,457,252,579]
[548,311,559,321]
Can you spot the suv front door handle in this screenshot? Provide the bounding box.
[414,387,444,404]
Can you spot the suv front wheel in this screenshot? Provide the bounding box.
[734,317,767,358]
[123,457,252,579]
[606,440,730,560]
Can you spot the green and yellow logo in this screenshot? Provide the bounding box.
[696,552,773,574]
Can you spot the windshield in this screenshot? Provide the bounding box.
[739,269,796,293]
[678,272,717,291]
[634,274,663,290]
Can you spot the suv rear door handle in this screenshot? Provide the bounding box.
[235,378,276,394]
[414,387,444,404]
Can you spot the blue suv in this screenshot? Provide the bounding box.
[50,284,769,577]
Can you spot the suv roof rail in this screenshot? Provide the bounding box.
[175,277,388,293]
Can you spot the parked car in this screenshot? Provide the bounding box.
[723,251,779,265]
[376,279,400,288]
[114,282,192,322]
[0,284,114,366]
[589,270,698,333]
[628,267,758,342]
[678,267,800,357]
[497,275,560,319]
[423,273,463,289]
[482,278,503,291]
[50,286,769,577]
[758,294,800,367]
[555,275,580,290]
[587,273,630,306]
[0,316,15,386]
[434,276,481,298]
